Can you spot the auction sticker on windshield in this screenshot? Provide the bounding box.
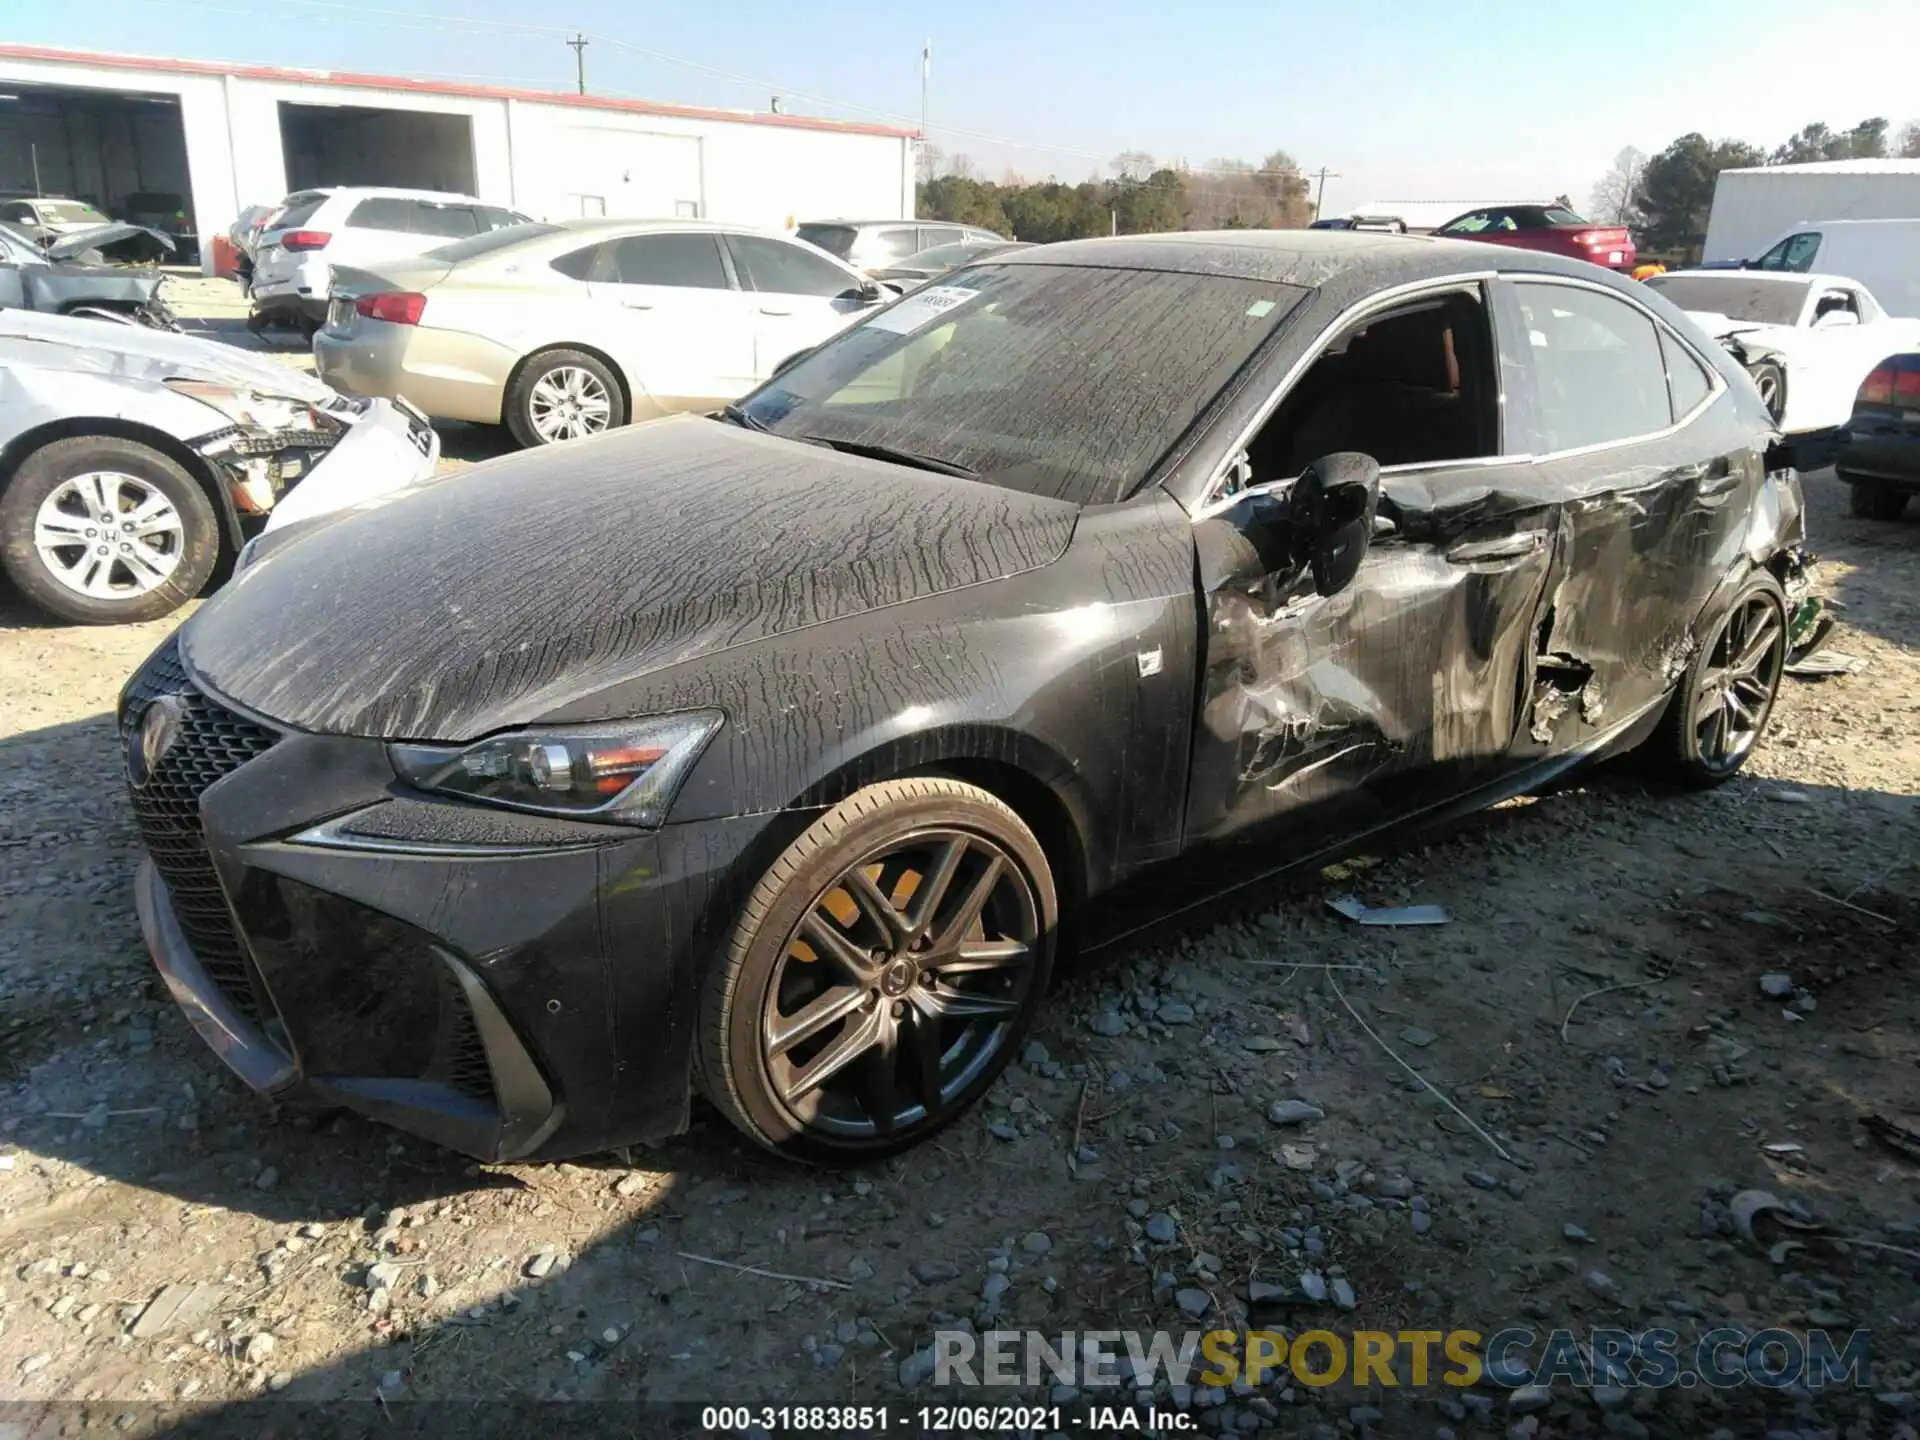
[865,283,981,335]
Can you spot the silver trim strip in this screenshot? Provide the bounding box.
[287,814,603,857]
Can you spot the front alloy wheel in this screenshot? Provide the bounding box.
[700,779,1057,1162]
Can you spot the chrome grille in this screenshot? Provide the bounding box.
[122,639,279,1023]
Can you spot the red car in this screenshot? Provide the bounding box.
[1433,204,1636,272]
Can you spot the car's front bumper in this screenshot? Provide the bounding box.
[262,396,440,531]
[120,638,779,1161]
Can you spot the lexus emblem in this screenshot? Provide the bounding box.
[130,695,187,785]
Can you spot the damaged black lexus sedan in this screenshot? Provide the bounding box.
[121,232,1810,1165]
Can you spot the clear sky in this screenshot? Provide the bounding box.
[9,0,1920,213]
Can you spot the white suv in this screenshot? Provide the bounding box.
[248,187,532,336]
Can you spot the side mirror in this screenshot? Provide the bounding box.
[1290,452,1381,596]
[853,280,883,304]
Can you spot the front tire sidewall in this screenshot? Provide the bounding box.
[704,780,1057,1164]
[0,436,218,625]
[505,350,627,449]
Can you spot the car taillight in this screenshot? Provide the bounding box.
[355,292,427,325]
[1860,364,1895,405]
[280,229,331,251]
[1896,363,1920,405]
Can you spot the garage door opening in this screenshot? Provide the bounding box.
[0,81,196,259]
[278,103,477,194]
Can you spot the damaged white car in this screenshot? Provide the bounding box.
[0,307,437,624]
[1644,270,1920,441]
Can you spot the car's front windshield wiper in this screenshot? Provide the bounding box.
[794,435,976,478]
[715,402,769,432]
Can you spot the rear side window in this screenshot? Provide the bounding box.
[1514,282,1672,450]
[920,225,963,248]
[272,195,328,229]
[550,243,600,280]
[795,224,856,259]
[1659,328,1714,421]
[727,235,855,297]
[410,202,480,239]
[345,197,414,231]
[600,233,729,289]
[864,227,922,261]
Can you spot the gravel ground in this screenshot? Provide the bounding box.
[0,283,1915,1436]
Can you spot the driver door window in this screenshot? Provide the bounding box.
[1237,286,1502,485]
[1756,232,1821,272]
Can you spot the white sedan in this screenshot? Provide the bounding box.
[0,309,437,625]
[313,219,891,448]
[1645,270,1920,436]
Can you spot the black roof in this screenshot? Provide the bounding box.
[992,229,1616,291]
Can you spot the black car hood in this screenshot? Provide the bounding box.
[184,416,1079,740]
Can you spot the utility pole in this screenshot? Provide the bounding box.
[1309,166,1341,221]
[567,34,589,95]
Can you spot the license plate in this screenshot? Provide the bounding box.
[327,298,354,329]
[1608,251,1624,264]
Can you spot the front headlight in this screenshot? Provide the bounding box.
[165,379,343,437]
[388,712,724,826]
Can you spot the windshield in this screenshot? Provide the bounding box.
[424,223,562,263]
[40,202,110,225]
[1645,275,1808,327]
[737,263,1305,506]
[796,224,857,259]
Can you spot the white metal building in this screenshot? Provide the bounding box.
[0,44,918,268]
[1703,159,1920,261]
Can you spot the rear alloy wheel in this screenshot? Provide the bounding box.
[699,779,1057,1162]
[1651,574,1788,786]
[506,349,626,448]
[0,436,217,624]
[1847,479,1910,521]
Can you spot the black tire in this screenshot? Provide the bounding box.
[1647,572,1788,787]
[1747,360,1786,422]
[504,348,627,449]
[697,778,1058,1164]
[245,309,269,335]
[0,436,218,625]
[1847,479,1909,521]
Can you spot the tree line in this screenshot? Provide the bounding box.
[917,147,1316,241]
[1592,118,1920,257]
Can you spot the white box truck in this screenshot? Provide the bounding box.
[1704,159,1920,261]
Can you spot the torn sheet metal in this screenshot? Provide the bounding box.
[1328,894,1451,926]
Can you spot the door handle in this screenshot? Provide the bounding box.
[759,306,792,317]
[1447,531,1544,564]
[621,301,653,311]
